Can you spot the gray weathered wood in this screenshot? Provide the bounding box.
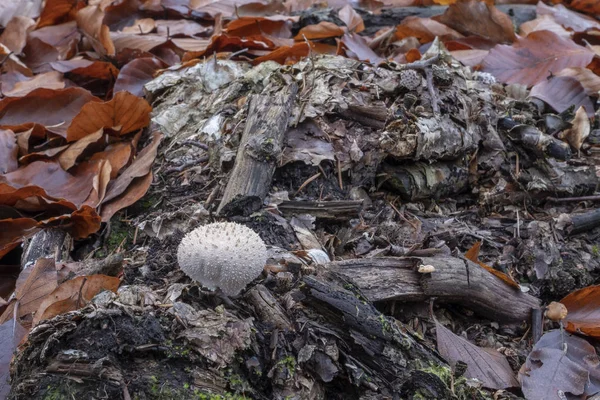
[278,200,363,220]
[217,84,298,216]
[329,255,540,322]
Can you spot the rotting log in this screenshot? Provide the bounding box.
[563,208,600,235]
[359,5,537,36]
[278,200,363,220]
[328,256,540,322]
[217,84,298,217]
[21,229,68,269]
[300,273,452,397]
[245,284,294,331]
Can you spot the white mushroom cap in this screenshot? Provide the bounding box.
[177,222,267,296]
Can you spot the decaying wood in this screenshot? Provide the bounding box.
[329,256,540,322]
[21,229,68,269]
[379,162,469,201]
[300,273,450,397]
[245,284,294,331]
[359,5,537,35]
[565,208,600,235]
[278,200,363,220]
[217,84,298,216]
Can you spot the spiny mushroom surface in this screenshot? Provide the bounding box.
[177,222,267,296]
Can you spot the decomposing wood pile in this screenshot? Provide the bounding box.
[8,41,600,400]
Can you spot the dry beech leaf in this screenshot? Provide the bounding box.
[338,5,364,33]
[75,4,115,56]
[482,30,595,87]
[294,22,344,41]
[395,17,463,44]
[556,67,600,96]
[0,129,18,174]
[0,319,27,399]
[557,106,590,151]
[57,128,105,170]
[67,91,152,142]
[434,0,515,44]
[0,218,39,259]
[561,285,600,338]
[465,241,520,289]
[1,71,65,97]
[530,76,594,118]
[0,16,36,54]
[0,87,99,138]
[569,0,600,15]
[37,0,83,28]
[519,15,572,39]
[537,2,600,33]
[519,330,600,399]
[102,132,162,203]
[435,320,518,389]
[0,258,57,327]
[101,171,153,222]
[83,159,112,207]
[90,141,133,179]
[114,57,166,97]
[33,274,120,326]
[341,32,385,64]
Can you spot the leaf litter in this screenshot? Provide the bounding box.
[1,0,600,399]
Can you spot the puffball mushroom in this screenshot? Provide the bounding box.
[177,222,267,296]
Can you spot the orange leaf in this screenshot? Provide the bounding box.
[482,30,595,87]
[67,91,152,142]
[294,22,344,41]
[561,285,600,338]
[33,275,120,326]
[0,258,57,327]
[101,171,153,222]
[465,242,520,289]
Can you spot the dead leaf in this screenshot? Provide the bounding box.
[395,17,463,44]
[75,4,115,56]
[557,106,590,151]
[341,33,385,64]
[482,30,595,87]
[556,67,600,96]
[37,0,82,28]
[338,5,364,33]
[529,76,594,118]
[0,129,18,174]
[537,2,600,33]
[294,22,344,41]
[101,171,153,222]
[33,274,119,326]
[0,16,36,54]
[1,71,65,97]
[113,57,167,97]
[57,129,105,170]
[436,320,518,389]
[519,15,572,39]
[561,285,600,338]
[0,258,57,327]
[465,241,520,289]
[89,141,133,179]
[103,132,162,203]
[434,0,515,44]
[0,319,27,399]
[0,87,100,138]
[519,330,600,399]
[67,91,152,142]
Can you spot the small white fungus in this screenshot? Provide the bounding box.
[177,222,267,296]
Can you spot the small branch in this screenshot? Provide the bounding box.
[547,194,600,203]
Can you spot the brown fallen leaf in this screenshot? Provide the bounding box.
[1,71,65,97]
[561,285,600,338]
[33,274,120,326]
[436,320,518,389]
[0,319,27,399]
[101,171,153,222]
[519,330,600,399]
[67,91,152,141]
[89,141,133,179]
[75,4,115,56]
[294,22,344,41]
[0,129,18,174]
[465,241,520,290]
[102,131,162,203]
[434,0,515,44]
[57,128,105,170]
[482,30,595,87]
[0,16,36,54]
[557,106,590,151]
[0,258,57,327]
[113,57,166,97]
[338,4,364,33]
[530,76,594,118]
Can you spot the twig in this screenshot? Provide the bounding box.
[403,54,440,70]
[295,172,321,195]
[165,156,209,174]
[547,194,600,203]
[180,140,208,150]
[424,68,440,115]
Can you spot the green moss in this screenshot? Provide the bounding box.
[592,245,600,258]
